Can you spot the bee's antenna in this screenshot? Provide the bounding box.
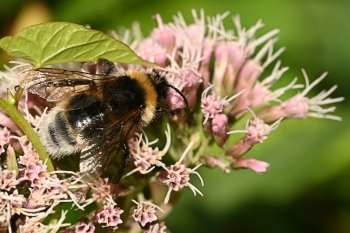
[151,68,188,110]
[167,84,188,108]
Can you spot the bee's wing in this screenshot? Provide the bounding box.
[22,68,113,102]
[79,109,142,183]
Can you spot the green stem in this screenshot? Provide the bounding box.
[14,86,24,108]
[49,205,60,225]
[0,97,54,172]
[193,137,209,163]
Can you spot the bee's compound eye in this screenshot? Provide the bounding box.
[99,59,115,75]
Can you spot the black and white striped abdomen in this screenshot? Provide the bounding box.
[38,107,82,158]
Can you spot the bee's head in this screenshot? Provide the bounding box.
[155,83,188,117]
[141,70,188,123]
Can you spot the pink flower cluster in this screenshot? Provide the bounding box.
[75,221,95,233]
[0,9,343,233]
[132,200,163,227]
[113,10,343,175]
[94,204,124,230]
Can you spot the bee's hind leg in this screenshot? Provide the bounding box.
[112,143,131,183]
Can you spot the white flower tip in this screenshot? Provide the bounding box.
[179,140,194,163]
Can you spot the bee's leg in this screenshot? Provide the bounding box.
[122,142,131,168]
[10,213,20,232]
[98,59,115,75]
[112,143,131,183]
[159,108,183,118]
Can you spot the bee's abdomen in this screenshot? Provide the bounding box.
[51,113,77,146]
[38,108,80,158]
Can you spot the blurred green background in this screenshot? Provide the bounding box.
[1,0,349,232]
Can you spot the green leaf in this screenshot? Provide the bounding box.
[0,36,12,51]
[1,22,153,68]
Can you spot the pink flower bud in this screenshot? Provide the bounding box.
[231,158,269,173]
[212,114,229,146]
[203,156,230,173]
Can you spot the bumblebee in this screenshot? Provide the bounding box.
[22,60,187,183]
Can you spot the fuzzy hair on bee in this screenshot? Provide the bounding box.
[21,59,187,183]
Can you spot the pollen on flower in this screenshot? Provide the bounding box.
[24,160,48,187]
[226,108,283,158]
[144,222,167,233]
[76,221,95,233]
[15,136,38,160]
[94,204,124,230]
[18,209,70,233]
[228,108,283,144]
[0,190,26,233]
[1,169,19,191]
[164,42,203,109]
[91,178,111,204]
[0,189,26,215]
[158,141,204,204]
[26,174,69,209]
[256,70,344,122]
[18,219,45,233]
[247,61,303,109]
[201,84,245,124]
[125,125,171,177]
[201,86,229,124]
[293,70,344,120]
[132,199,164,227]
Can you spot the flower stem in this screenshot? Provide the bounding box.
[0,97,54,172]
